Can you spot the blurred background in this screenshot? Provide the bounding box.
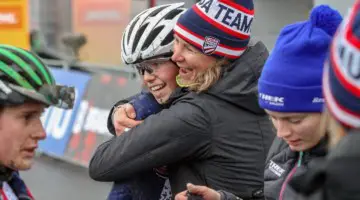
[0,0,355,199]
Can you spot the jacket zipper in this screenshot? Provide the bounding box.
[278,151,303,200]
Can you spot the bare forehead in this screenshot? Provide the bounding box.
[13,102,46,113]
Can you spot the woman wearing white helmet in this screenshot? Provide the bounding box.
[105,3,186,200]
[109,3,186,134]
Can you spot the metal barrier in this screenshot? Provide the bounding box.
[42,58,140,79]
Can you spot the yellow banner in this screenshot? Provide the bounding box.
[0,0,29,50]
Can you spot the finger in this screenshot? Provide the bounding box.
[187,184,221,200]
[115,131,123,136]
[133,120,143,126]
[115,126,127,136]
[175,190,188,200]
[124,103,136,119]
[187,183,210,195]
[120,118,142,128]
[114,107,140,127]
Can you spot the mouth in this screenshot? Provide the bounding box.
[287,139,301,146]
[21,146,38,157]
[178,67,194,80]
[179,67,193,75]
[149,84,166,92]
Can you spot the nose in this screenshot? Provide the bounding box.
[275,120,292,139]
[143,71,156,83]
[171,43,184,63]
[33,119,47,141]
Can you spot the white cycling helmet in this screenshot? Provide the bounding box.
[121,3,186,64]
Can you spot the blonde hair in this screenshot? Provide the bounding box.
[177,58,229,92]
[320,109,347,148]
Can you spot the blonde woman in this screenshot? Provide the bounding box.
[89,0,274,199]
[290,2,360,199]
[175,5,343,200]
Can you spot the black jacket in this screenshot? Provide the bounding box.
[89,41,275,199]
[218,137,328,200]
[263,137,327,200]
[290,130,360,200]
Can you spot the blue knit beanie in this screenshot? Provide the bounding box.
[258,5,343,112]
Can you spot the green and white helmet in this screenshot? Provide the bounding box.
[0,45,75,109]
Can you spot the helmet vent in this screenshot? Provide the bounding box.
[132,23,148,53]
[142,26,163,50]
[160,30,174,46]
[127,17,140,44]
[164,9,183,20]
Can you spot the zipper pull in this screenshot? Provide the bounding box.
[297,151,304,167]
